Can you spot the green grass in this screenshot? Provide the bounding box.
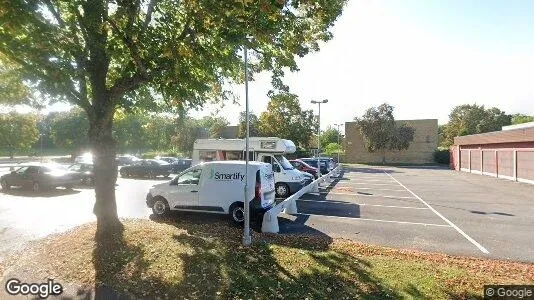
[3,218,533,299]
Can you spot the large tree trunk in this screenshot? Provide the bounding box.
[88,102,122,238]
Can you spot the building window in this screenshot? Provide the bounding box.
[425,135,431,143]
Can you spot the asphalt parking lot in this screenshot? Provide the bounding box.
[1,164,533,264]
[279,165,534,262]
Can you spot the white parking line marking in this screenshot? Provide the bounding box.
[294,213,451,227]
[384,172,490,254]
[338,182,401,186]
[350,187,408,192]
[338,178,394,184]
[323,191,416,199]
[297,199,428,210]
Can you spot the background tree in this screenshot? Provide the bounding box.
[172,117,204,156]
[441,104,511,147]
[258,93,316,148]
[511,114,534,125]
[113,110,149,154]
[320,126,342,149]
[323,142,342,157]
[237,111,260,138]
[199,116,229,138]
[0,0,346,235]
[0,112,39,158]
[354,103,415,164]
[49,109,90,155]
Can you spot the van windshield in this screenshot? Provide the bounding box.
[274,155,294,170]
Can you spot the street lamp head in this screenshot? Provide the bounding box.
[311,99,329,104]
[323,99,328,103]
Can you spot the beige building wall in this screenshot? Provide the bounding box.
[344,119,438,164]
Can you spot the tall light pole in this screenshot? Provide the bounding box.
[311,99,328,174]
[242,42,252,247]
[334,123,343,164]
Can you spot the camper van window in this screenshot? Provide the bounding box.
[199,150,216,162]
[262,156,272,164]
[274,154,294,170]
[225,151,241,160]
[177,169,202,185]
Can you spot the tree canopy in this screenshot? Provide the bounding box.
[320,126,342,149]
[440,104,511,147]
[0,0,347,235]
[49,108,90,151]
[258,92,316,148]
[237,111,261,138]
[0,112,39,157]
[511,114,534,125]
[354,103,415,164]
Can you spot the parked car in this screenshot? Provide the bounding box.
[154,157,192,173]
[116,155,140,166]
[299,171,314,185]
[146,161,275,223]
[156,156,178,164]
[289,159,319,179]
[319,157,336,172]
[68,162,94,186]
[171,158,192,174]
[300,158,329,175]
[119,159,172,178]
[0,164,81,192]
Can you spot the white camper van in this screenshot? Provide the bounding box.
[192,137,306,198]
[146,161,275,223]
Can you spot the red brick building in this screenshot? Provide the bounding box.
[451,123,534,185]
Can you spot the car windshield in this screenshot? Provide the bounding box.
[153,159,169,165]
[274,155,294,170]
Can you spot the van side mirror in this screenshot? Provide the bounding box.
[170,179,177,185]
[272,164,281,172]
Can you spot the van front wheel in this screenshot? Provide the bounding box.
[229,203,245,224]
[275,183,290,198]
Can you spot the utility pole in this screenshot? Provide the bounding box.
[242,43,251,247]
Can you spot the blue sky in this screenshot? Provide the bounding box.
[198,0,534,128]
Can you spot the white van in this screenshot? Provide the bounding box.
[146,161,276,223]
[192,137,306,198]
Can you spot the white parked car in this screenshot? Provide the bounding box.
[146,161,276,223]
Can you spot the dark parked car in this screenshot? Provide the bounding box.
[300,158,329,175]
[156,156,178,164]
[0,164,81,192]
[119,159,172,179]
[172,158,192,174]
[68,162,94,186]
[154,157,192,173]
[116,155,139,166]
[289,159,319,179]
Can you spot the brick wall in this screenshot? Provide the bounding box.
[343,119,438,164]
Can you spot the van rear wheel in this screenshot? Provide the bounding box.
[152,197,170,216]
[275,183,290,198]
[229,203,245,224]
